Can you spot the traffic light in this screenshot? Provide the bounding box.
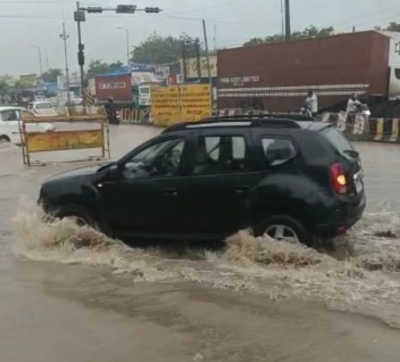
[78,50,85,66]
[145,7,161,13]
[116,5,137,14]
[86,7,103,13]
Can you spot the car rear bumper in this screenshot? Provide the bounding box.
[315,192,366,240]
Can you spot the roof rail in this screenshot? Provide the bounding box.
[162,117,302,134]
[212,113,315,121]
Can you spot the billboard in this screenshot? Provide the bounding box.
[151,84,212,126]
[180,55,217,79]
[19,74,37,86]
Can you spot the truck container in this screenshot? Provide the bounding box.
[217,30,400,117]
[95,72,132,105]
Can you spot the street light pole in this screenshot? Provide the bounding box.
[60,22,71,105]
[31,45,43,80]
[117,27,130,66]
[284,0,291,41]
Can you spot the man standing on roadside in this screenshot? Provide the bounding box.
[301,90,318,117]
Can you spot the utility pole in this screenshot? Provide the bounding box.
[284,0,291,41]
[117,27,130,66]
[75,1,85,105]
[31,45,43,80]
[202,19,213,107]
[60,22,71,105]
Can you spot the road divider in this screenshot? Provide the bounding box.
[20,106,110,166]
[218,108,400,144]
[119,108,150,124]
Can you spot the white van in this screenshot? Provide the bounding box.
[27,101,57,117]
[0,107,54,144]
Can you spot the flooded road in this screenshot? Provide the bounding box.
[2,125,400,361]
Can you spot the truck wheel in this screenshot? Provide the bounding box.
[254,215,310,246]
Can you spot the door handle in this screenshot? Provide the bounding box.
[235,185,250,194]
[164,188,178,196]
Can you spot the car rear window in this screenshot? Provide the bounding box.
[321,127,354,154]
[36,102,52,109]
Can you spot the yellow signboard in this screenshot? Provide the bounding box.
[180,56,217,79]
[151,84,212,127]
[26,130,104,153]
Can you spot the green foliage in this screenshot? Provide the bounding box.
[87,60,124,76]
[131,32,201,64]
[41,68,63,83]
[243,25,335,46]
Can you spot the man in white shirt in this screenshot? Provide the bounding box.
[346,93,362,113]
[305,90,318,117]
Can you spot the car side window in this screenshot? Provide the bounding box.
[1,110,18,121]
[193,135,246,175]
[123,138,185,179]
[262,138,297,167]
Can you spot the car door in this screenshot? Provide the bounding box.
[99,133,193,239]
[187,128,265,236]
[0,110,21,144]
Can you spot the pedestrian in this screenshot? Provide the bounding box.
[346,93,362,114]
[305,90,318,117]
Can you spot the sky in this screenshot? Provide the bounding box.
[0,0,399,76]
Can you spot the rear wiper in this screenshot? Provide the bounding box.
[343,149,359,158]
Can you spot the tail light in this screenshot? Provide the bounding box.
[330,163,347,194]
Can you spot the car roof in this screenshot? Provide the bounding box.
[162,115,332,134]
[0,106,22,112]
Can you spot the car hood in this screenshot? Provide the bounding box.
[44,162,112,183]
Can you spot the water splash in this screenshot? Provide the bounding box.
[11,199,400,327]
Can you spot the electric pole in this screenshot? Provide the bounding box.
[60,22,71,105]
[202,19,213,106]
[284,0,291,41]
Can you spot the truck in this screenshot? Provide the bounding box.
[94,71,161,110]
[217,30,400,117]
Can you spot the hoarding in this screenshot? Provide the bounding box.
[180,56,217,79]
[151,84,212,126]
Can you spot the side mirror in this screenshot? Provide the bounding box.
[107,164,120,178]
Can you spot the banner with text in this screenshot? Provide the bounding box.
[151,84,212,126]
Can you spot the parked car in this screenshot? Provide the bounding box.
[27,100,57,117]
[37,115,366,247]
[0,107,55,144]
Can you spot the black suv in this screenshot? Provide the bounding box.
[38,115,366,247]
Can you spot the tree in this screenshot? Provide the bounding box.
[243,25,335,46]
[87,60,124,77]
[131,32,200,64]
[41,68,63,83]
[386,22,400,32]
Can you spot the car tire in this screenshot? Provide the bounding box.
[0,135,10,143]
[54,205,99,230]
[253,215,312,246]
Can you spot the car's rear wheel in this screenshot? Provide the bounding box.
[254,215,311,246]
[0,135,10,143]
